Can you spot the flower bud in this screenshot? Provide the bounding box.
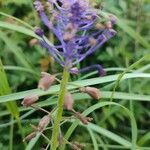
[73,111,93,125]
[38,115,50,131]
[23,132,36,142]
[71,144,81,150]
[34,0,44,12]
[22,95,39,107]
[70,67,79,74]
[63,92,74,110]
[72,142,85,150]
[105,21,112,29]
[63,33,74,41]
[29,38,38,47]
[108,15,117,25]
[95,23,105,29]
[79,87,101,100]
[89,37,97,46]
[34,27,44,37]
[38,72,55,90]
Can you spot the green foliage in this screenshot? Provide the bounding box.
[0,0,150,150]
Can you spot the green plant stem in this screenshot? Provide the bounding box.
[51,67,69,150]
[9,116,13,150]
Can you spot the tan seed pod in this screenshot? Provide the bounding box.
[38,72,55,90]
[23,132,36,142]
[95,23,105,29]
[22,95,39,107]
[38,115,50,131]
[71,144,81,150]
[105,21,112,29]
[88,37,97,46]
[80,87,101,100]
[63,33,74,41]
[63,92,74,110]
[29,38,38,47]
[73,111,93,125]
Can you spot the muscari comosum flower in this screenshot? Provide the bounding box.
[33,0,117,76]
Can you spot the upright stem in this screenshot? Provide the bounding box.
[51,67,69,150]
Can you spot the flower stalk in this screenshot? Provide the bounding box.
[51,67,69,150]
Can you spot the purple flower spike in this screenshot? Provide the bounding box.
[34,0,117,76]
[34,0,44,12]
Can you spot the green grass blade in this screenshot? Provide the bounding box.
[138,132,150,146]
[0,12,33,29]
[88,128,99,150]
[61,102,137,150]
[0,60,19,118]
[0,21,37,38]
[4,66,39,76]
[0,31,33,69]
[25,133,41,150]
[117,18,150,49]
[110,54,150,103]
[0,60,26,147]
[0,91,149,118]
[0,73,149,103]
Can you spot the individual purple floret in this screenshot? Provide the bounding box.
[34,0,117,76]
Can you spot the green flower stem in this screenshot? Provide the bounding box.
[51,67,69,150]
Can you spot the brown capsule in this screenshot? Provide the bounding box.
[105,21,112,29]
[22,95,39,107]
[38,115,50,131]
[63,92,74,110]
[95,23,105,29]
[38,72,55,90]
[80,87,101,100]
[72,142,85,149]
[63,33,74,41]
[29,38,38,47]
[73,111,93,125]
[71,144,81,150]
[23,132,36,142]
[88,37,97,46]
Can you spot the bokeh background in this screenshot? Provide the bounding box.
[0,0,150,150]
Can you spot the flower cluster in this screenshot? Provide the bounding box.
[34,0,116,76]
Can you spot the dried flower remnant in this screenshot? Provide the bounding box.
[22,95,39,107]
[38,72,55,90]
[38,115,50,131]
[71,142,85,150]
[33,0,117,76]
[79,87,101,100]
[72,110,93,125]
[71,144,81,150]
[63,92,74,110]
[23,132,37,142]
[29,38,39,47]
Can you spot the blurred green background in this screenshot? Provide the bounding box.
[0,0,150,150]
